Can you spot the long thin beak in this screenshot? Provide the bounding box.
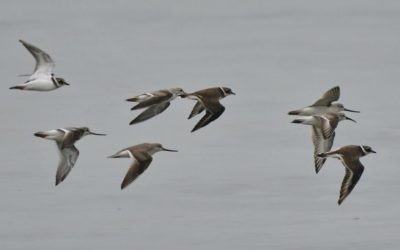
[89,131,106,136]
[64,82,70,86]
[344,108,360,113]
[162,148,178,152]
[345,116,357,123]
[231,92,236,95]
[371,150,377,153]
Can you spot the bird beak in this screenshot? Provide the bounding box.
[89,131,106,136]
[344,108,360,113]
[162,147,178,152]
[231,92,236,95]
[371,150,377,153]
[345,116,357,123]
[64,82,70,86]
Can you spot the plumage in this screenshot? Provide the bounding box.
[317,145,376,205]
[108,143,178,189]
[34,127,106,186]
[312,127,335,173]
[181,87,235,132]
[288,86,360,116]
[127,88,185,125]
[10,40,69,91]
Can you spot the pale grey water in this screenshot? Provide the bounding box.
[1,0,400,249]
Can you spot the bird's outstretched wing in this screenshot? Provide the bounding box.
[19,40,55,80]
[191,99,225,132]
[129,102,171,125]
[312,127,335,173]
[311,86,340,107]
[121,151,152,189]
[188,101,205,119]
[55,144,79,186]
[128,91,173,110]
[337,157,364,205]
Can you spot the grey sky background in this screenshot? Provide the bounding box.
[1,0,400,249]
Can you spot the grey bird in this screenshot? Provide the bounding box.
[181,87,235,132]
[34,127,106,185]
[288,86,359,116]
[10,40,69,91]
[292,112,356,173]
[318,145,376,205]
[126,88,186,125]
[108,143,178,189]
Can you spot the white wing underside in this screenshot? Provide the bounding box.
[55,142,79,185]
[312,126,335,173]
[20,40,55,81]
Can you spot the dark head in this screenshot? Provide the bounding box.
[81,127,106,136]
[56,77,69,86]
[220,87,235,97]
[360,145,376,155]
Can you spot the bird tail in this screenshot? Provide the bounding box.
[34,132,47,138]
[9,85,25,90]
[288,110,301,115]
[291,119,305,124]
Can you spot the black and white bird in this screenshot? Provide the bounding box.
[10,39,69,91]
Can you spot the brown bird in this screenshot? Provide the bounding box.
[126,88,186,125]
[34,127,106,185]
[108,143,178,189]
[181,87,235,132]
[318,145,376,205]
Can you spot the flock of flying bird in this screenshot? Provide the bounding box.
[9,40,235,189]
[288,86,376,205]
[9,39,375,205]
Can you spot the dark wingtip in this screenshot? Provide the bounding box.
[288,110,299,115]
[291,119,302,124]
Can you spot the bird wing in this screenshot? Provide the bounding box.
[19,40,55,80]
[191,99,225,132]
[121,151,152,189]
[316,114,338,139]
[55,143,79,186]
[337,156,364,205]
[310,86,340,107]
[130,91,173,110]
[188,101,205,119]
[312,127,335,173]
[129,102,171,125]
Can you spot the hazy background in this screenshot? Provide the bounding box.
[1,0,400,249]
